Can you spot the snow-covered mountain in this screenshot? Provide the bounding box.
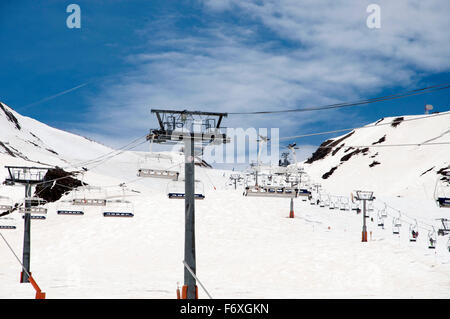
[0,102,449,299]
[303,112,450,199]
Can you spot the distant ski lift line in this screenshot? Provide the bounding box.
[228,82,450,115]
[279,111,450,141]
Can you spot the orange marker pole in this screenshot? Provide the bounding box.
[28,275,46,299]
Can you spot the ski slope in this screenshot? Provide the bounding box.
[0,102,449,299]
[303,112,450,199]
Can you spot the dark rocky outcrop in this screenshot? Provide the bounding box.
[306,131,355,164]
[322,166,339,179]
[34,167,84,203]
[391,117,404,128]
[0,102,21,130]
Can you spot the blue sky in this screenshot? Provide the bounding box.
[1,0,449,161]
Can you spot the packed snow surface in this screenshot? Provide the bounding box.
[0,102,449,298]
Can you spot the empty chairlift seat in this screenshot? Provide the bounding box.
[137,168,179,180]
[245,185,298,198]
[167,180,205,200]
[0,217,16,229]
[72,186,107,206]
[0,196,13,212]
[57,210,84,215]
[22,215,46,220]
[392,217,401,235]
[103,212,134,218]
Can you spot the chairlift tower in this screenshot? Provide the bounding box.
[4,166,49,283]
[147,109,228,299]
[254,135,270,186]
[355,190,375,242]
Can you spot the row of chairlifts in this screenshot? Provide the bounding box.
[57,184,134,218]
[376,209,441,250]
[311,189,449,252]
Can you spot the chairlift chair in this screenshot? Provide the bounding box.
[22,215,46,220]
[0,196,13,212]
[392,217,401,235]
[437,218,450,236]
[19,197,48,215]
[428,227,437,249]
[329,196,338,210]
[72,185,107,206]
[56,199,84,216]
[0,216,16,229]
[166,180,205,200]
[137,168,179,181]
[434,175,450,208]
[409,221,419,242]
[376,210,385,228]
[339,197,350,211]
[103,201,134,217]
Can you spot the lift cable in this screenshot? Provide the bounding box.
[278,111,450,141]
[228,82,450,115]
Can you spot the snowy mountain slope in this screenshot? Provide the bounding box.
[0,103,449,299]
[302,112,450,199]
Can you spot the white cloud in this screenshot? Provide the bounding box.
[77,0,449,160]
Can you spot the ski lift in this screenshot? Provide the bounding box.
[319,194,330,207]
[167,180,205,200]
[0,216,16,229]
[409,220,419,242]
[428,227,437,249]
[58,210,84,216]
[104,199,134,217]
[72,185,107,206]
[244,185,298,198]
[137,168,179,181]
[437,218,450,236]
[0,196,13,212]
[19,197,48,214]
[376,210,385,228]
[329,196,338,210]
[22,215,46,220]
[56,200,84,216]
[434,174,450,208]
[102,184,135,216]
[339,197,350,211]
[103,212,134,218]
[392,216,401,235]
